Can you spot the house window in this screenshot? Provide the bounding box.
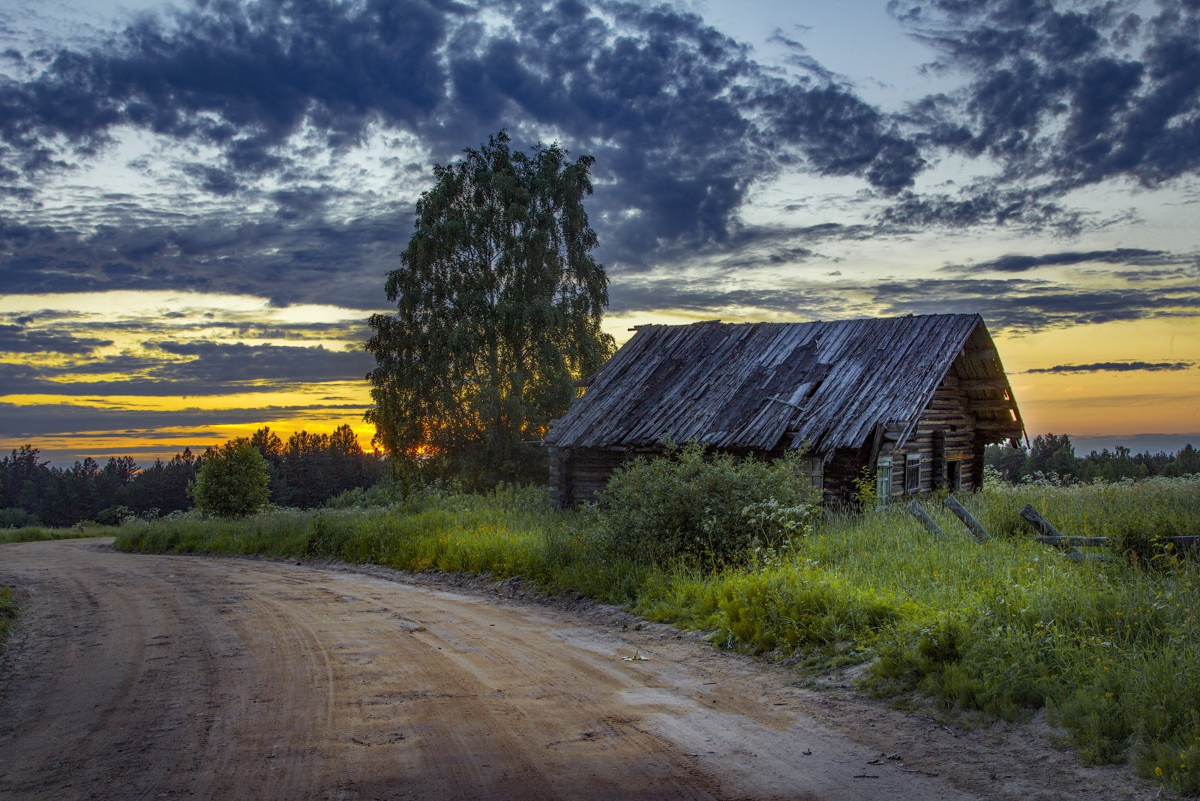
[906,454,921,493]
[875,456,892,502]
[801,457,823,490]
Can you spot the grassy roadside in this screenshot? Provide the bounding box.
[1,525,117,545]
[113,478,1200,794]
[0,586,16,645]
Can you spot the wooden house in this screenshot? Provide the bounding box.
[544,313,1024,506]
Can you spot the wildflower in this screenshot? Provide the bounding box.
[1156,767,1164,777]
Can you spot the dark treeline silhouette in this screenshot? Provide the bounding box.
[1,425,385,527]
[986,434,1200,484]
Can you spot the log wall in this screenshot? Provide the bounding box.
[877,372,982,498]
[549,447,632,506]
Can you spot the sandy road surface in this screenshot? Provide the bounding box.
[0,540,1152,800]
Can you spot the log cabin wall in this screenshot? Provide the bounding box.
[549,447,631,506]
[878,371,982,498]
[820,445,872,505]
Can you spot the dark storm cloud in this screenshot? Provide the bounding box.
[0,323,112,354]
[943,248,1173,273]
[0,340,372,397]
[151,340,374,383]
[1023,361,1194,374]
[870,278,1200,331]
[609,271,1200,333]
[609,280,859,318]
[892,0,1200,192]
[879,185,1087,232]
[2,0,1199,323]
[0,206,402,308]
[0,0,927,297]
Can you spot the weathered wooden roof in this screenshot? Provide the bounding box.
[544,313,1021,455]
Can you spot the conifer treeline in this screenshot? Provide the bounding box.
[0,424,384,527]
[986,434,1200,483]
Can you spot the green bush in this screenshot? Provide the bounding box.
[96,505,133,526]
[596,441,820,566]
[193,439,271,518]
[0,507,39,528]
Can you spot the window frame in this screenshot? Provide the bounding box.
[905,453,921,493]
[876,456,893,503]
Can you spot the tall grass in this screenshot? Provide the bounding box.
[0,524,117,545]
[0,586,15,645]
[113,476,1200,794]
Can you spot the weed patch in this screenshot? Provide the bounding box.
[0,525,116,545]
[0,586,16,645]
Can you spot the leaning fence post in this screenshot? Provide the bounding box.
[1018,504,1063,538]
[942,494,991,543]
[907,501,946,539]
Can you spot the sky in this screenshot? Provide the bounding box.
[1,0,1198,465]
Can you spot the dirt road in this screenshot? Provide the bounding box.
[0,540,1151,800]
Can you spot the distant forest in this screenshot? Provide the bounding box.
[0,425,384,528]
[3,430,1198,528]
[986,434,1200,484]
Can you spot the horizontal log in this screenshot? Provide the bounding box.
[1036,536,1110,547]
[1036,535,1199,549]
[971,401,1016,412]
[974,420,1022,431]
[958,379,1008,391]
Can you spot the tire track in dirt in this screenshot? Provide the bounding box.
[0,538,1153,800]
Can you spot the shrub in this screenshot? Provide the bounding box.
[96,505,133,526]
[0,507,39,528]
[193,439,271,518]
[595,441,820,566]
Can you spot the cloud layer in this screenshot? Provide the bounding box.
[2,0,1200,459]
[1,0,1198,309]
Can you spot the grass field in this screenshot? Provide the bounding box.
[113,476,1200,794]
[0,586,15,645]
[0,525,116,545]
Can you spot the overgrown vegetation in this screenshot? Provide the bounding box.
[112,464,1199,795]
[0,586,16,645]
[596,440,820,566]
[0,524,115,545]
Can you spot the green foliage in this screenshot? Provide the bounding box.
[96,505,133,526]
[0,506,39,528]
[986,435,1200,485]
[113,475,1200,794]
[192,439,271,518]
[366,130,615,487]
[252,425,385,509]
[595,441,821,566]
[851,465,877,509]
[0,586,16,645]
[0,524,115,544]
[0,444,199,527]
